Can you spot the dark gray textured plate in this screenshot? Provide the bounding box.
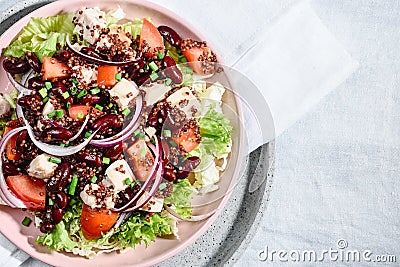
[0,1,274,266]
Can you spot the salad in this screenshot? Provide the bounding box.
[0,7,232,258]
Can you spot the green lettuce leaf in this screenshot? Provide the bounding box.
[36,221,78,251]
[165,179,194,219]
[4,14,74,61]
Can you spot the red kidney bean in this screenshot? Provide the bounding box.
[54,192,68,209]
[161,141,170,160]
[147,113,159,128]
[3,57,30,74]
[2,162,19,176]
[25,51,42,73]
[17,94,42,110]
[105,142,123,161]
[47,162,71,192]
[51,208,64,224]
[163,168,177,182]
[176,156,201,179]
[15,130,27,154]
[157,26,182,48]
[27,77,45,90]
[81,47,103,60]
[40,221,55,233]
[133,71,151,86]
[162,56,183,84]
[57,50,71,62]
[92,115,123,133]
[39,127,73,142]
[76,150,102,167]
[51,81,67,98]
[79,94,101,105]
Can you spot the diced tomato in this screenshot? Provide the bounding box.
[139,18,165,56]
[3,120,21,161]
[172,123,201,153]
[80,204,118,240]
[126,139,155,182]
[68,105,103,120]
[6,175,46,211]
[41,57,71,81]
[97,65,118,88]
[182,46,213,75]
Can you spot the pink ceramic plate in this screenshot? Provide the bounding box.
[0,1,245,266]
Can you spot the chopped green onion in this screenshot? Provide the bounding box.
[163,129,171,138]
[124,178,132,185]
[47,111,56,118]
[115,73,122,82]
[157,50,164,59]
[108,103,114,108]
[165,78,172,86]
[102,157,110,164]
[133,129,141,136]
[62,91,70,99]
[49,157,61,164]
[69,198,77,205]
[71,87,78,95]
[85,131,92,138]
[91,87,101,94]
[42,96,49,103]
[144,64,149,71]
[139,148,147,158]
[77,113,84,119]
[131,180,139,187]
[38,88,47,98]
[72,78,79,85]
[149,61,158,72]
[122,108,131,116]
[66,102,71,109]
[77,89,88,98]
[158,182,167,191]
[56,110,64,118]
[179,55,188,63]
[137,132,145,139]
[90,176,97,183]
[60,143,66,147]
[95,104,103,111]
[150,72,158,81]
[45,81,52,89]
[21,217,32,227]
[48,198,54,206]
[69,176,78,195]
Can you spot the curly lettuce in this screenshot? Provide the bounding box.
[165,179,195,219]
[4,14,74,61]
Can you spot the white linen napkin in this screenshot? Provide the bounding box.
[150,0,359,152]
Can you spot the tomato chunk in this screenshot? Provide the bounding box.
[172,122,201,153]
[139,18,165,56]
[80,204,118,240]
[41,57,71,81]
[3,120,21,161]
[68,105,103,120]
[6,175,46,211]
[97,65,118,88]
[182,46,213,75]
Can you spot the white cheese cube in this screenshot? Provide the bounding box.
[139,192,164,213]
[73,7,106,45]
[27,154,58,179]
[104,159,135,193]
[143,83,171,106]
[109,78,139,109]
[166,86,201,118]
[80,184,115,209]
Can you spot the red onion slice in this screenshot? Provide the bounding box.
[66,34,138,66]
[0,126,28,208]
[69,115,89,142]
[112,136,162,212]
[164,205,216,222]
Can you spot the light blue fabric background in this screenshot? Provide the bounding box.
[0,0,399,266]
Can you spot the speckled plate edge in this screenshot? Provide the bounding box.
[0,1,275,266]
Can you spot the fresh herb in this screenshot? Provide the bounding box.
[71,87,78,95]
[95,104,103,111]
[69,176,78,195]
[45,81,52,89]
[124,178,132,185]
[150,72,158,81]
[42,96,49,103]
[157,50,164,59]
[21,217,32,227]
[84,131,92,138]
[90,176,97,183]
[77,89,88,98]
[72,78,78,85]
[49,157,61,164]
[39,88,47,98]
[62,91,70,99]
[102,157,110,165]
[90,87,101,95]
[115,73,122,82]
[149,61,158,72]
[122,108,131,116]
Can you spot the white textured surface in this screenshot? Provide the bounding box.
[0,0,393,267]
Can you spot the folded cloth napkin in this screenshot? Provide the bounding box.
[150,0,358,152]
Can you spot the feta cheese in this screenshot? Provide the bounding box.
[138,192,164,212]
[27,154,58,179]
[104,159,135,193]
[166,86,201,118]
[144,127,156,138]
[42,101,55,116]
[80,184,115,209]
[73,7,106,45]
[143,83,171,106]
[72,64,97,86]
[109,78,139,109]
[107,6,125,21]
